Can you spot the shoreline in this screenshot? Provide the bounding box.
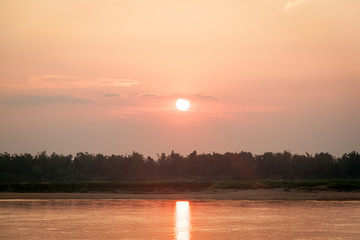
[1,189,360,200]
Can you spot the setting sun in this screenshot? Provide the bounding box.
[176,99,190,111]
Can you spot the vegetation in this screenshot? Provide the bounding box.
[0,150,359,192]
[1,150,360,182]
[1,179,360,193]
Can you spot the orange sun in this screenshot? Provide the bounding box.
[176,98,190,111]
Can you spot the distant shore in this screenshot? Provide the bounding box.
[1,189,360,200]
[1,179,360,200]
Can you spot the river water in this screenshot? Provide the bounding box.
[0,199,359,240]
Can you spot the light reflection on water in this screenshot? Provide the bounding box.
[174,201,191,240]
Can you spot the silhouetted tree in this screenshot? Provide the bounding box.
[0,150,359,182]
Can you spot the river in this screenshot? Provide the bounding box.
[0,199,359,239]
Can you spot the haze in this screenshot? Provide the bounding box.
[1,0,359,157]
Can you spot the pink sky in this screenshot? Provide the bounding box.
[1,0,359,157]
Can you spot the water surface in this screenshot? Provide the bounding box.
[0,199,359,240]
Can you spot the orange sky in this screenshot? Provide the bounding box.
[1,0,359,157]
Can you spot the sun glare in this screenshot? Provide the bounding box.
[174,201,191,240]
[176,99,190,111]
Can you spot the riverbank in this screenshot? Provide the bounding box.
[2,179,360,193]
[1,189,360,200]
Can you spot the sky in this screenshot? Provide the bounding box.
[1,0,359,158]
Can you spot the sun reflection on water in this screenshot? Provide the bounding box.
[174,201,191,240]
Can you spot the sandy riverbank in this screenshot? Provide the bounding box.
[1,189,360,200]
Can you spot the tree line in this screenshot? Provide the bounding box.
[0,151,359,182]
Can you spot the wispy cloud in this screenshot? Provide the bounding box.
[191,94,222,101]
[98,78,139,87]
[104,93,128,98]
[136,93,222,101]
[238,105,288,113]
[29,75,78,81]
[28,75,80,88]
[137,92,160,98]
[0,95,93,106]
[1,75,140,89]
[284,0,310,12]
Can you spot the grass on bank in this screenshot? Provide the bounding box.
[1,179,360,193]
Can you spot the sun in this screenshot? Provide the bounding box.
[176,98,190,111]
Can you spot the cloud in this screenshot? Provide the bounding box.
[137,93,160,98]
[284,0,310,11]
[135,93,222,101]
[104,93,128,98]
[239,105,288,113]
[99,78,139,87]
[29,75,78,81]
[1,75,140,89]
[0,95,93,106]
[191,94,222,101]
[28,75,80,88]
